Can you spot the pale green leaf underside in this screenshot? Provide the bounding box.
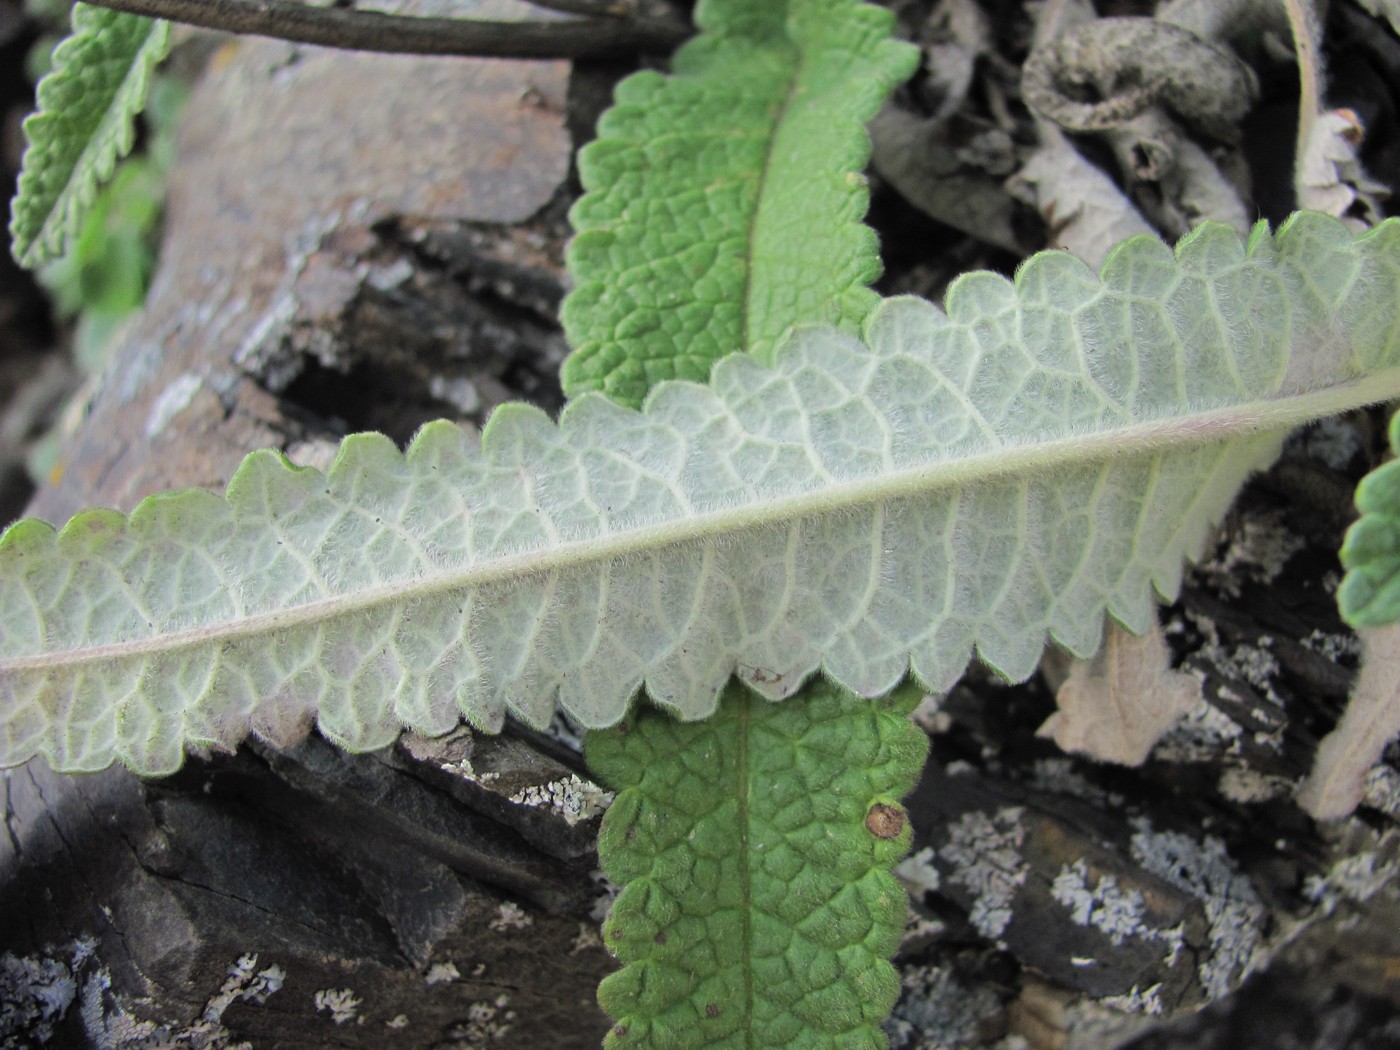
[588,681,927,1049]
[3,214,1399,776]
[560,0,917,407]
[9,4,170,268]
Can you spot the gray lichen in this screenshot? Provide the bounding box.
[311,987,361,1025]
[508,774,613,826]
[1303,833,1400,910]
[884,964,1008,1050]
[0,940,88,1048]
[940,807,1028,942]
[1050,860,1149,947]
[1129,820,1265,1001]
[488,901,533,932]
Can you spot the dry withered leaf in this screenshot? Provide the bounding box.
[1039,619,1204,767]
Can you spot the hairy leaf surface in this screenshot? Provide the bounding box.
[9,4,170,267]
[2,215,1399,775]
[1338,409,1400,627]
[588,680,926,1049]
[560,0,917,406]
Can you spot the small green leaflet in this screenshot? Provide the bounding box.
[560,0,917,406]
[588,680,927,1049]
[9,4,170,268]
[1338,409,1400,627]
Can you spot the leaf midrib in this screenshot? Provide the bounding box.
[739,42,802,354]
[737,692,754,1050]
[5,371,1393,674]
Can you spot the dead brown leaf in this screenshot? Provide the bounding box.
[1039,619,1203,767]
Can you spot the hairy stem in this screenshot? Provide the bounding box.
[1281,0,1323,201]
[77,0,689,59]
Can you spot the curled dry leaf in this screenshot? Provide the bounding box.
[1009,124,1154,266]
[869,107,1024,254]
[1021,17,1258,142]
[1355,0,1400,35]
[1297,108,1389,230]
[1039,618,1204,767]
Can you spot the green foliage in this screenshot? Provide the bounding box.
[1339,409,1400,627]
[4,0,1400,1043]
[587,680,928,1049]
[567,7,925,1044]
[36,75,185,371]
[9,3,170,268]
[560,0,917,406]
[38,152,162,366]
[2,217,1398,775]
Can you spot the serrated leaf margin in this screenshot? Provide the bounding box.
[10,4,170,268]
[2,216,1400,775]
[1338,409,1400,627]
[587,680,928,1049]
[560,0,918,406]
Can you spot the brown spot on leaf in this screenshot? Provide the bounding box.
[705,1004,720,1018]
[654,931,667,945]
[865,803,905,839]
[740,664,784,685]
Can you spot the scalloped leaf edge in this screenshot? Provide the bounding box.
[588,680,928,1047]
[560,0,918,405]
[1338,408,1400,627]
[9,4,170,268]
[2,214,1400,775]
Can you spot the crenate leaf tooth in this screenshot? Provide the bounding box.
[1340,409,1400,628]
[2,214,1400,775]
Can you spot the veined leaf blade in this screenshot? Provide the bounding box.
[560,0,917,406]
[2,214,1399,775]
[588,680,927,1049]
[9,4,170,268]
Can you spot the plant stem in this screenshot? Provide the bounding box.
[77,0,689,59]
[1281,0,1323,199]
[526,0,636,16]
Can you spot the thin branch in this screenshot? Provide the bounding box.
[79,0,690,59]
[526,0,637,16]
[1281,0,1324,199]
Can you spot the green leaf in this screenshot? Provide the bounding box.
[3,214,1399,775]
[9,4,170,268]
[560,0,917,407]
[587,679,928,1049]
[1338,409,1400,627]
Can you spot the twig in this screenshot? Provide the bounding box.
[1281,0,1324,199]
[78,0,690,59]
[527,0,636,16]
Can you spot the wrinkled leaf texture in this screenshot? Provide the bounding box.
[571,4,924,1046]
[588,681,927,1049]
[1,214,1398,776]
[1338,408,1400,627]
[9,4,169,267]
[560,0,917,406]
